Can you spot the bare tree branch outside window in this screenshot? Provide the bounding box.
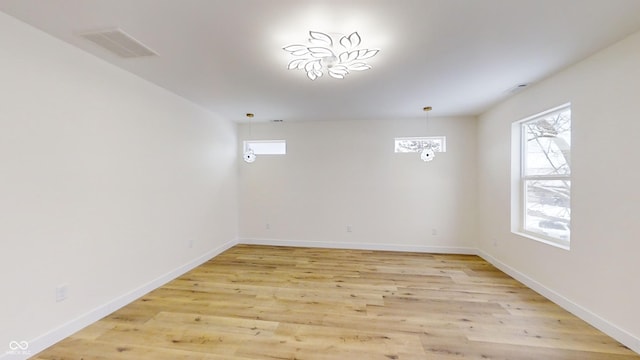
[522,107,571,242]
[395,137,446,153]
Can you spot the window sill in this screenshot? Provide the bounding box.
[513,231,570,251]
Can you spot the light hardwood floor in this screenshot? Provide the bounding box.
[33,245,639,359]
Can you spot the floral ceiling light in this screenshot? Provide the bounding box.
[283,31,380,80]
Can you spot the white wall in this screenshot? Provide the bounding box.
[4,4,638,357]
[238,116,477,253]
[0,12,238,357]
[477,30,640,351]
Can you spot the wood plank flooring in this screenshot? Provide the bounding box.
[32,245,639,359]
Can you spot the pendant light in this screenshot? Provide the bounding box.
[243,113,256,163]
[421,106,435,162]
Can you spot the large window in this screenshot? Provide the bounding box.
[514,104,571,248]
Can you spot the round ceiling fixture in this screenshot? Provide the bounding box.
[421,148,435,162]
[243,149,256,163]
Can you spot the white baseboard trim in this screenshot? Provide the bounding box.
[7,240,637,358]
[7,238,238,360]
[476,248,640,355]
[240,237,477,255]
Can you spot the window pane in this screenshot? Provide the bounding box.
[394,137,446,153]
[524,179,570,241]
[523,108,571,176]
[244,140,286,155]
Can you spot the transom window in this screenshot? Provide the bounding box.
[243,140,286,155]
[513,104,571,249]
[394,136,446,153]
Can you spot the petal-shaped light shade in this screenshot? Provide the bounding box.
[304,59,322,72]
[340,32,362,49]
[283,45,310,56]
[357,49,379,60]
[329,67,349,76]
[309,47,334,58]
[308,31,333,46]
[347,32,362,47]
[288,59,306,70]
[347,62,372,71]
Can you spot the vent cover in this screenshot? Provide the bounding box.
[506,83,529,94]
[79,28,157,58]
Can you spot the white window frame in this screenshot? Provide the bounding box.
[511,103,571,250]
[243,140,286,155]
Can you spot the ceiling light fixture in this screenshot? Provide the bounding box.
[421,106,435,162]
[243,113,256,163]
[283,31,379,80]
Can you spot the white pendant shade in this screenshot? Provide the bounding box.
[421,148,435,162]
[243,149,256,163]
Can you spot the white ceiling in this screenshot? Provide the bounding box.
[2,0,640,122]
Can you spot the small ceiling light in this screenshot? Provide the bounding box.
[421,106,435,162]
[421,148,435,162]
[283,31,380,80]
[243,149,256,163]
[243,113,256,163]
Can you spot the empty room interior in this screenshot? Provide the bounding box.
[1,0,640,359]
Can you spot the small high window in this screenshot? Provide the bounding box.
[243,140,286,155]
[394,136,446,153]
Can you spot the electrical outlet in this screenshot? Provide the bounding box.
[55,284,68,302]
[265,223,271,230]
[431,228,438,236]
[347,225,353,232]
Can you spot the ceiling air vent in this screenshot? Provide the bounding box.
[506,83,529,94]
[79,28,157,58]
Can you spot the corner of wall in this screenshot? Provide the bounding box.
[20,238,239,359]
